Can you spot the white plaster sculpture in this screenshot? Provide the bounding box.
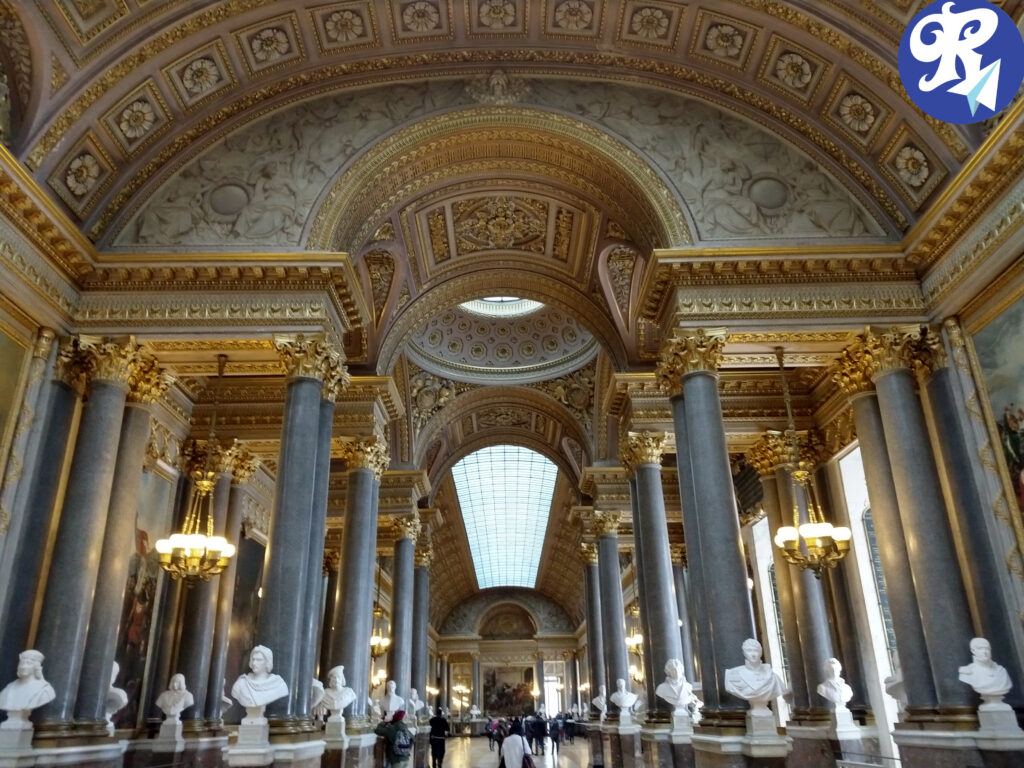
[591,684,607,722]
[310,679,325,717]
[231,645,289,723]
[469,704,481,718]
[0,650,56,731]
[610,678,638,711]
[378,680,404,721]
[322,666,356,720]
[368,696,383,721]
[655,658,703,725]
[407,688,425,716]
[105,662,128,736]
[959,637,1013,706]
[155,674,194,721]
[817,658,853,707]
[723,638,785,715]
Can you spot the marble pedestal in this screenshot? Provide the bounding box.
[323,718,348,750]
[588,723,605,768]
[0,739,126,768]
[641,720,695,768]
[152,720,185,753]
[0,728,34,768]
[608,722,641,768]
[226,719,273,766]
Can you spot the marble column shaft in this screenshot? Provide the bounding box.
[682,371,755,721]
[671,562,697,684]
[627,476,654,701]
[0,373,77,673]
[633,460,683,717]
[297,396,335,719]
[849,392,937,713]
[597,530,629,714]
[583,559,606,714]
[205,478,249,721]
[440,656,449,710]
[389,534,416,697]
[534,657,544,712]
[669,394,710,700]
[874,367,975,710]
[759,472,810,714]
[411,562,430,699]
[331,465,380,720]
[35,377,129,730]
[178,472,232,726]
[319,553,341,683]
[474,657,483,710]
[259,375,322,722]
[924,364,1024,710]
[75,401,154,727]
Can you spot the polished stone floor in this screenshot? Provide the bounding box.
[441,736,590,768]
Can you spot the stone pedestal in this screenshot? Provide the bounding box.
[1,741,126,768]
[226,720,273,766]
[642,722,694,768]
[324,717,348,750]
[413,728,428,768]
[890,726,1024,767]
[152,720,185,753]
[588,723,605,767]
[976,702,1024,751]
[269,738,324,768]
[616,722,642,768]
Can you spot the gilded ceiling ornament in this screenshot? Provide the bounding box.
[479,0,515,29]
[465,69,531,105]
[273,333,340,381]
[428,209,450,262]
[78,335,140,385]
[625,431,666,467]
[775,52,811,88]
[65,152,100,196]
[705,23,743,58]
[228,443,261,484]
[322,362,352,404]
[0,5,30,105]
[118,99,155,139]
[250,27,290,63]
[528,361,594,433]
[414,542,434,567]
[823,408,857,456]
[394,514,422,542]
[50,55,67,94]
[578,541,598,564]
[325,8,364,41]
[364,250,395,324]
[554,0,592,31]
[656,328,727,394]
[632,7,669,39]
[894,145,929,188]
[182,57,220,95]
[591,509,623,537]
[909,325,949,383]
[410,369,456,432]
[403,1,441,32]
[838,93,875,134]
[746,432,791,477]
[606,245,638,319]
[454,196,546,253]
[338,436,390,478]
[373,221,396,241]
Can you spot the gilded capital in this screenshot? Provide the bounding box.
[54,337,90,394]
[273,333,342,382]
[624,431,666,467]
[127,355,171,404]
[79,335,140,385]
[861,325,922,379]
[910,325,949,382]
[323,549,341,574]
[339,436,390,478]
[394,514,421,542]
[33,328,56,360]
[226,441,260,483]
[579,542,599,564]
[415,543,434,568]
[657,328,727,394]
[322,361,352,403]
[669,543,687,567]
[831,343,874,398]
[591,509,623,537]
[746,432,792,476]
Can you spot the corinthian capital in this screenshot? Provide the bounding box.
[578,542,599,564]
[127,355,172,404]
[591,509,623,537]
[394,513,421,542]
[415,542,434,568]
[657,328,727,394]
[831,343,874,398]
[669,543,687,567]
[323,549,341,574]
[82,335,142,384]
[746,432,793,477]
[338,436,390,478]
[55,337,91,394]
[861,325,922,379]
[221,440,260,483]
[624,431,666,467]
[910,325,948,383]
[322,360,352,403]
[273,333,342,381]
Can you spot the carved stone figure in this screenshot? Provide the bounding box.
[959,637,1013,704]
[407,688,425,716]
[155,674,194,721]
[231,645,289,721]
[817,658,853,707]
[322,666,356,720]
[655,658,702,723]
[610,678,637,711]
[591,684,607,721]
[0,650,56,730]
[377,680,404,721]
[105,662,128,735]
[723,639,784,714]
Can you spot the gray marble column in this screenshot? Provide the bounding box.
[34,337,137,735]
[670,549,697,685]
[660,330,754,727]
[177,467,232,731]
[581,544,606,716]
[625,474,654,701]
[206,449,259,725]
[625,432,682,720]
[0,331,74,672]
[411,541,432,703]
[388,516,419,698]
[923,339,1024,712]
[439,655,449,711]
[867,330,975,716]
[330,438,388,725]
[474,656,484,711]
[594,510,629,718]
[834,348,937,718]
[565,652,578,714]
[75,366,166,731]
[744,443,810,717]
[319,550,342,682]
[297,393,337,725]
[259,335,335,728]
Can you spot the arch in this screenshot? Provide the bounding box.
[478,603,538,640]
[438,588,575,636]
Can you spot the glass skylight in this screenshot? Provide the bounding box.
[451,445,558,588]
[459,297,543,317]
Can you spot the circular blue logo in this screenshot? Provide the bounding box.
[899,0,1024,124]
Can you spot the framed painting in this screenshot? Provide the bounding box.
[0,323,31,534]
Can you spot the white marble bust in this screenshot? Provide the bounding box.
[817,658,853,707]
[322,666,356,721]
[610,678,637,711]
[378,680,404,721]
[723,639,784,714]
[959,637,1013,704]
[0,650,56,730]
[407,688,425,715]
[591,684,607,720]
[231,645,289,720]
[155,674,194,721]
[655,658,701,719]
[105,662,128,734]
[469,704,481,717]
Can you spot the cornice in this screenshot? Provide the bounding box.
[377,469,431,514]
[339,375,405,422]
[0,220,80,323]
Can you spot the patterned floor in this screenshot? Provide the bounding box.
[441,736,590,768]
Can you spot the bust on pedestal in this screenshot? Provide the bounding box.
[655,658,702,730]
[153,673,193,752]
[724,639,785,736]
[105,662,128,736]
[407,689,425,720]
[321,666,356,747]
[609,679,637,725]
[0,650,56,749]
[230,644,288,754]
[959,637,1024,742]
[377,680,404,722]
[591,685,607,722]
[816,658,858,738]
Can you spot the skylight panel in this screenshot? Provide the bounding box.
[451,445,558,588]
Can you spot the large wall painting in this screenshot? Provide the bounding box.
[0,325,28,532]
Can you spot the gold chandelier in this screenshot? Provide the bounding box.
[155,355,235,583]
[370,562,391,658]
[771,347,851,578]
